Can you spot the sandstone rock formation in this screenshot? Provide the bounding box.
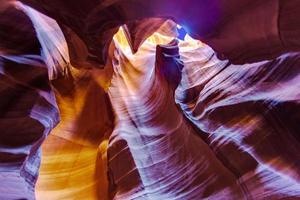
[1,1,300,200]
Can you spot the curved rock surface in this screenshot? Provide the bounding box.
[106,26,243,200]
[176,37,300,199]
[35,67,114,200]
[1,1,300,200]
[0,3,60,199]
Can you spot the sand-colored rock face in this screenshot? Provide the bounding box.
[36,67,113,200]
[1,1,300,200]
[36,24,300,199]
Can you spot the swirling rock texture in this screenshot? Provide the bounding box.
[107,26,245,199]
[176,38,300,199]
[1,1,300,200]
[0,3,60,199]
[35,66,114,200]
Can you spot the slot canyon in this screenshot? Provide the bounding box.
[0,1,300,199]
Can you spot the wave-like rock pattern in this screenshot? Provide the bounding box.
[0,3,60,199]
[176,37,300,199]
[1,2,300,199]
[106,22,300,199]
[107,26,245,200]
[36,67,114,200]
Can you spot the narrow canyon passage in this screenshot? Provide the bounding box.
[1,1,300,200]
